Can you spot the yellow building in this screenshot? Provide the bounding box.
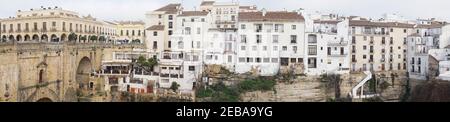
[0,6,116,43]
[115,21,145,44]
[349,17,414,75]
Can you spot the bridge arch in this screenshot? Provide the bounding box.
[36,97,52,102]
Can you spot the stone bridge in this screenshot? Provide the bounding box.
[0,42,143,102]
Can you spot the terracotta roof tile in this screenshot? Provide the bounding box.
[200,1,215,6]
[146,25,164,30]
[178,11,209,17]
[239,11,304,22]
[349,20,414,28]
[155,4,181,14]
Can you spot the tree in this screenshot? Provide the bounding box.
[80,36,87,41]
[132,39,141,43]
[320,74,342,99]
[135,56,158,72]
[170,82,180,92]
[68,33,77,41]
[90,35,98,41]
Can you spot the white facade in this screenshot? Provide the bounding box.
[236,11,305,76]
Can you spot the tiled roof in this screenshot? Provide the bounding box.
[178,11,209,17]
[239,6,257,10]
[146,25,164,30]
[349,20,414,28]
[239,11,304,22]
[314,20,341,24]
[155,4,181,14]
[116,21,145,25]
[416,22,446,29]
[200,1,215,6]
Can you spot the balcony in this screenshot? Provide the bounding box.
[328,41,348,46]
[50,28,57,32]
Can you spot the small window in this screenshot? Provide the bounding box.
[189,66,195,71]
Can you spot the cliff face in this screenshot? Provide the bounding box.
[410,80,450,102]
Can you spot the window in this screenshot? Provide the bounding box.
[308,58,317,68]
[256,58,261,63]
[189,66,195,71]
[241,46,246,51]
[169,22,173,29]
[239,58,246,62]
[273,46,278,51]
[280,58,289,66]
[168,41,172,48]
[168,30,173,35]
[404,29,407,33]
[290,58,297,63]
[197,28,201,34]
[227,55,232,63]
[308,45,317,55]
[255,24,262,32]
[271,58,279,63]
[293,46,297,53]
[263,58,270,63]
[256,35,262,43]
[364,36,367,41]
[327,47,331,55]
[178,41,184,49]
[252,46,257,51]
[282,46,287,51]
[241,35,247,43]
[363,45,367,50]
[247,57,253,63]
[390,28,394,32]
[291,35,297,43]
[153,31,158,36]
[382,37,386,44]
[241,24,246,29]
[168,15,173,20]
[185,27,191,35]
[273,35,279,43]
[292,25,296,30]
[363,55,367,59]
[158,15,162,18]
[263,46,267,51]
[153,41,157,49]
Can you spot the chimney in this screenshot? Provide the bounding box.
[262,8,267,16]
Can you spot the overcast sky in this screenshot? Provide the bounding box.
[0,0,448,22]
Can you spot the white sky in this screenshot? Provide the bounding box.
[0,0,448,22]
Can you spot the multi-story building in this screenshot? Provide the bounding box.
[145,3,182,51]
[115,21,145,44]
[236,10,305,76]
[304,19,350,75]
[349,17,414,76]
[407,21,448,80]
[0,6,116,43]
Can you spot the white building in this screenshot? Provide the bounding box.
[236,10,305,76]
[407,22,448,80]
[304,18,350,75]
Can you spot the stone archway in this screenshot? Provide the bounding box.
[41,34,48,42]
[51,34,59,42]
[32,34,39,42]
[76,57,92,90]
[36,97,52,102]
[61,33,67,42]
[16,35,22,42]
[1,35,6,42]
[24,35,31,41]
[8,35,14,41]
